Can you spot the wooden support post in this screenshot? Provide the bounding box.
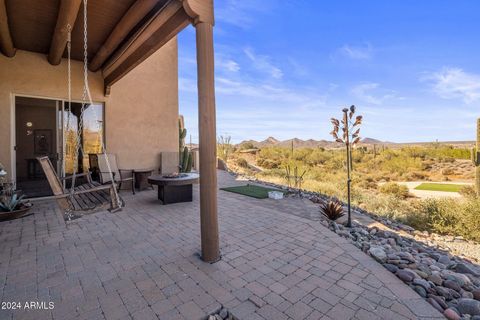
[48,0,82,65]
[0,0,15,57]
[196,21,219,263]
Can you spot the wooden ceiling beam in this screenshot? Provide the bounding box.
[89,0,160,72]
[48,0,82,65]
[103,0,190,91]
[0,0,15,57]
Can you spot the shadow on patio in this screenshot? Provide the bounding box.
[0,171,444,320]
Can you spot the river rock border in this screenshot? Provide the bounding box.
[326,219,480,319]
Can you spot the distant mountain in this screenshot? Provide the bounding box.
[237,136,390,149]
[260,136,280,146]
[236,137,475,150]
[360,137,386,144]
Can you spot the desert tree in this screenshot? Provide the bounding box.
[217,135,233,162]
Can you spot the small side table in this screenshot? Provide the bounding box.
[134,169,154,191]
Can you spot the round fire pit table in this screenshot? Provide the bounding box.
[148,173,199,204]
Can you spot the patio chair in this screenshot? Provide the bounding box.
[89,154,135,194]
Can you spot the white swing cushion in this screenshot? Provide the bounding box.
[97,154,120,184]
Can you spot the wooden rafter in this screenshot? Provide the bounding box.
[48,0,82,65]
[103,0,190,91]
[89,0,160,72]
[0,0,15,57]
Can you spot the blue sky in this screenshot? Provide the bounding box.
[178,0,480,143]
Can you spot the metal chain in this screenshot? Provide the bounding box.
[69,0,88,192]
[69,0,122,208]
[62,24,72,182]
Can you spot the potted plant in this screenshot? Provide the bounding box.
[0,193,32,221]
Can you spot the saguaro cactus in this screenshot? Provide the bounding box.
[178,118,193,173]
[472,118,480,196]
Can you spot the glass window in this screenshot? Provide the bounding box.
[63,102,104,174]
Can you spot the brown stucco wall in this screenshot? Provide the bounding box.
[106,38,179,171]
[0,37,179,181]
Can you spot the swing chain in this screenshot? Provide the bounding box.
[68,0,122,209]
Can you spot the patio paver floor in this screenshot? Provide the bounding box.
[0,171,444,320]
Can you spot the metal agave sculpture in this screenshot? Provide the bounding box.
[330,105,362,227]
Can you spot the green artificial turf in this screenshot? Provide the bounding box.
[414,183,466,193]
[220,184,284,199]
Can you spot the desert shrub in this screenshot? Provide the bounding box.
[379,182,410,199]
[236,158,248,168]
[358,194,414,220]
[356,176,377,190]
[305,149,332,165]
[239,142,255,150]
[441,168,455,176]
[405,171,428,181]
[260,159,279,169]
[458,198,480,241]
[425,145,470,160]
[403,146,427,160]
[417,198,458,233]
[404,197,480,241]
[380,155,423,175]
[440,157,455,163]
[324,153,345,170]
[421,162,433,170]
[459,185,477,198]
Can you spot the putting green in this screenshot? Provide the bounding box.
[220,184,285,199]
[414,183,466,193]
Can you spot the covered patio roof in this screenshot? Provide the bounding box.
[0,0,211,93]
[1,0,220,262]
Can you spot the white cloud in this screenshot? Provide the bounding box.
[244,47,283,79]
[424,67,480,104]
[351,82,397,105]
[214,77,326,107]
[338,43,373,60]
[180,52,240,73]
[351,83,381,104]
[216,0,278,28]
[216,58,240,73]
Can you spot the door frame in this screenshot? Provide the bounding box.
[11,93,104,186]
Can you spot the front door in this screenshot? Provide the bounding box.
[15,96,61,197]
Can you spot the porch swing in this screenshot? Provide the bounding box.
[37,0,123,218]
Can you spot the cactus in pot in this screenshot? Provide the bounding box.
[178,118,193,173]
[471,118,480,196]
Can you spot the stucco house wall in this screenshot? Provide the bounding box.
[0,37,179,181]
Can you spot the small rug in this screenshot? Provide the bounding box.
[220,184,284,199]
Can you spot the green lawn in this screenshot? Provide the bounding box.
[220,184,285,199]
[414,183,466,192]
